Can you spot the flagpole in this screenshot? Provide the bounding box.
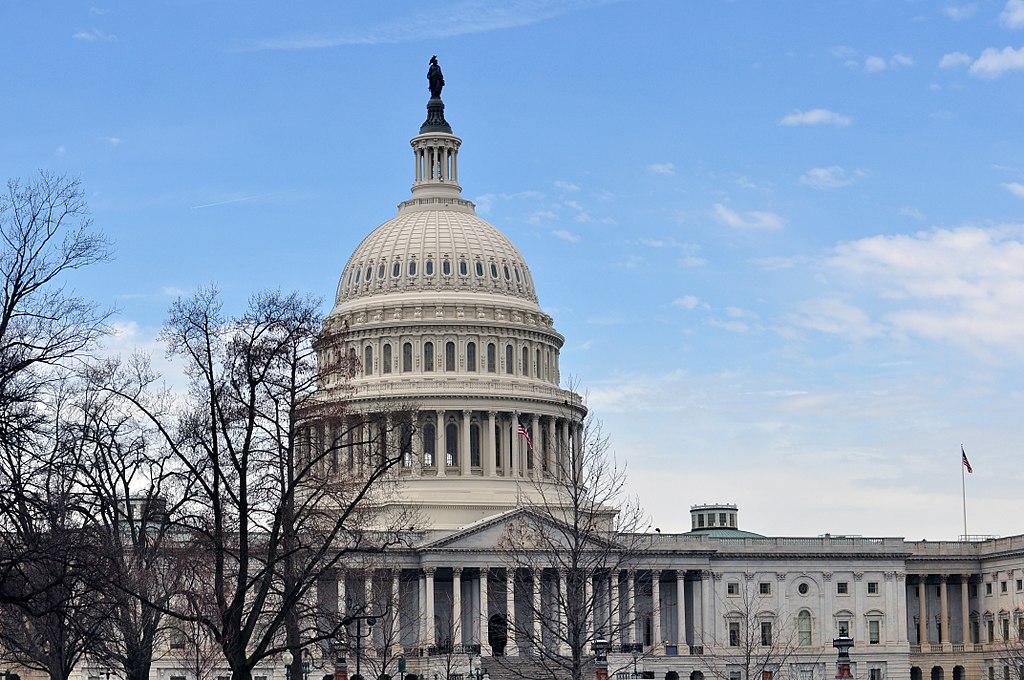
[961,445,968,540]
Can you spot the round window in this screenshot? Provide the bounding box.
[798,583,809,595]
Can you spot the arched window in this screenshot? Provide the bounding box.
[470,422,481,467]
[347,347,357,378]
[363,346,373,376]
[402,342,413,372]
[466,342,477,372]
[475,261,484,277]
[445,341,456,371]
[490,262,499,279]
[798,610,812,646]
[365,265,372,281]
[425,259,434,275]
[535,348,541,377]
[423,423,435,467]
[424,341,434,372]
[505,345,513,374]
[442,259,451,276]
[459,259,468,276]
[392,262,401,278]
[487,343,496,373]
[408,260,417,276]
[354,268,361,284]
[377,263,385,280]
[445,422,458,466]
[382,343,392,374]
[522,346,529,376]
[503,264,511,280]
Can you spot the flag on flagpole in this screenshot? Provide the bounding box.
[517,416,533,450]
[961,445,973,474]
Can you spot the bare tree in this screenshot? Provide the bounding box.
[497,407,652,680]
[697,576,813,680]
[103,287,415,680]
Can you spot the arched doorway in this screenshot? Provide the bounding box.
[911,667,922,680]
[666,673,679,680]
[488,613,507,656]
[689,673,704,680]
[953,667,965,680]
[931,667,945,680]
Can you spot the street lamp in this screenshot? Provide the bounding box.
[833,632,854,680]
[466,652,488,680]
[630,648,640,679]
[349,614,377,680]
[594,635,609,680]
[283,650,295,680]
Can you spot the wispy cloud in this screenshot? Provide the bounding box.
[190,190,288,209]
[671,295,706,310]
[799,166,867,190]
[89,6,110,15]
[551,229,581,243]
[942,3,978,21]
[939,51,972,68]
[101,136,122,146]
[899,206,927,221]
[1003,182,1024,198]
[554,180,580,192]
[1001,0,1024,28]
[969,46,1024,78]
[73,28,116,42]
[712,203,784,231]
[779,108,852,127]
[55,146,66,156]
[247,0,611,50]
[647,162,676,175]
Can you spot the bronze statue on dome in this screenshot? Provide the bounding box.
[427,56,444,99]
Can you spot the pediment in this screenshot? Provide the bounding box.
[419,506,621,553]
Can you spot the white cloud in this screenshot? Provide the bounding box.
[725,306,758,319]
[788,298,884,341]
[73,28,116,42]
[712,203,785,231]
[1001,0,1024,28]
[939,52,972,68]
[821,224,1024,355]
[899,206,927,221]
[1003,182,1024,198]
[647,162,676,175]
[671,295,704,310]
[942,3,977,20]
[779,108,852,127]
[89,6,110,15]
[891,53,914,67]
[55,145,66,156]
[551,229,581,243]
[708,318,751,333]
[865,56,888,73]
[969,46,1024,78]
[526,210,557,225]
[799,166,866,190]
[102,136,122,146]
[554,180,579,192]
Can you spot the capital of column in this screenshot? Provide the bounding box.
[938,574,949,583]
[453,567,463,578]
[424,567,436,577]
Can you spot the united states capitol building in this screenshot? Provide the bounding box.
[137,65,1024,680]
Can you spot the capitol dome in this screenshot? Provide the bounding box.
[312,64,585,531]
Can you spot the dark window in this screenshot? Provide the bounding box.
[729,622,739,646]
[382,343,392,374]
[868,581,878,594]
[837,582,849,595]
[445,422,458,466]
[475,261,484,277]
[459,259,468,276]
[466,342,477,371]
[423,423,435,466]
[470,423,481,466]
[490,263,498,278]
[423,341,434,371]
[442,259,451,275]
[426,259,434,275]
[445,341,456,371]
[514,266,521,282]
[522,346,529,375]
[869,620,880,644]
[505,345,513,374]
[354,268,361,283]
[378,264,385,279]
[402,342,413,372]
[487,343,496,372]
[727,582,739,596]
[363,346,373,376]
[760,621,772,646]
[759,582,771,595]
[535,348,541,377]
[409,260,417,276]
[503,264,511,280]
[392,262,401,277]
[365,265,372,281]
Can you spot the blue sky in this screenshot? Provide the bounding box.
[4,0,1024,539]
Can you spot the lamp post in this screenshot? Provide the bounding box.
[349,614,377,680]
[631,648,640,679]
[284,650,295,680]
[466,652,488,680]
[833,633,854,679]
[594,635,609,680]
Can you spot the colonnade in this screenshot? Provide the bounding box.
[909,574,975,649]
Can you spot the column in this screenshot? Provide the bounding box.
[425,568,436,648]
[676,570,687,651]
[558,419,569,480]
[611,570,621,648]
[940,575,950,645]
[480,568,491,654]
[700,571,712,646]
[391,570,402,655]
[530,413,540,479]
[435,411,446,477]
[895,573,907,644]
[629,570,638,644]
[460,411,471,475]
[544,417,554,476]
[364,571,375,658]
[962,576,971,645]
[453,567,463,647]
[485,411,497,477]
[652,570,662,652]
[510,414,520,477]
[532,569,542,651]
[558,569,569,655]
[918,576,928,646]
[584,573,593,643]
[337,569,347,615]
[506,568,518,655]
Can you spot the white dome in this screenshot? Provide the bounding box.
[333,200,539,313]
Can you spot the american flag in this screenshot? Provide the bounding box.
[961,445,973,474]
[517,416,533,450]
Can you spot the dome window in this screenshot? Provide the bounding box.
[378,263,386,280]
[355,269,361,284]
[459,259,468,276]
[442,259,451,276]
[392,262,401,278]
[503,265,511,280]
[514,267,522,283]
[408,260,417,276]
[490,263,499,279]
[365,265,373,282]
[425,259,434,275]
[475,261,484,277]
